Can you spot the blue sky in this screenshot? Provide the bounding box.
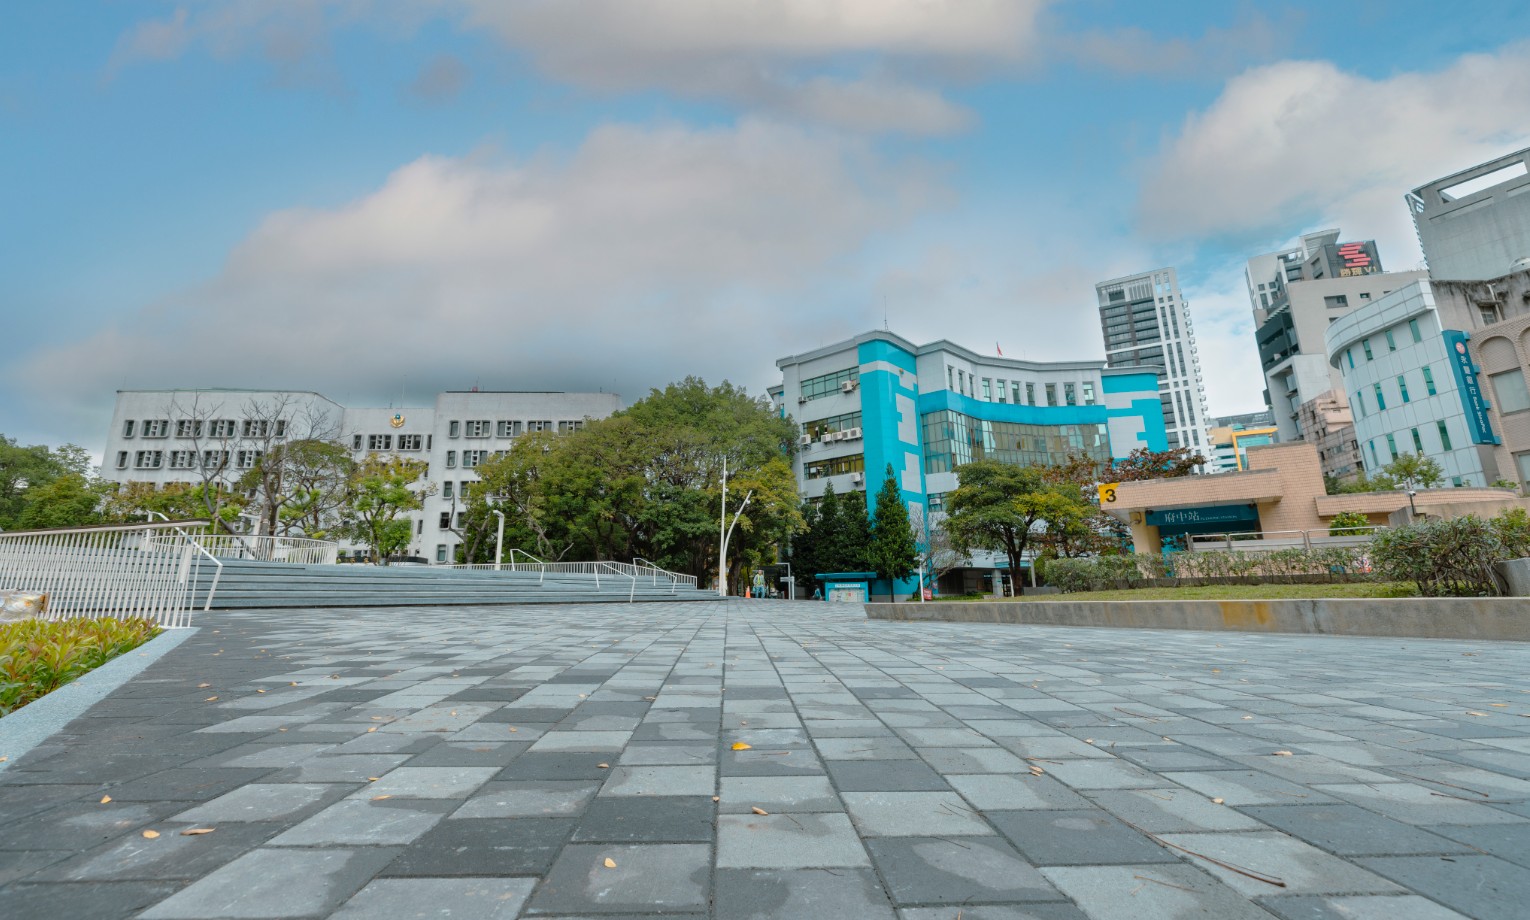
[5,1,1530,453]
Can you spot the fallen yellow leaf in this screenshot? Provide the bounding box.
[100,795,112,804]
[180,828,216,836]
[751,806,769,815]
[198,683,211,688]
[711,796,720,802]
[367,727,378,733]
[1211,798,1225,805]
[204,696,219,702]
[598,763,610,769]
[1273,751,1294,756]
[142,830,160,839]
[372,795,392,801]
[1467,711,1490,717]
[732,742,752,751]
[603,857,617,868]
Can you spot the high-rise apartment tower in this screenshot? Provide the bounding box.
[1095,267,1209,452]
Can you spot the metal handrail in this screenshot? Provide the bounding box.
[1187,526,1386,552]
[601,561,639,603]
[142,532,340,565]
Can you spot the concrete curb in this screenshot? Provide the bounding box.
[866,599,1530,641]
[0,627,198,772]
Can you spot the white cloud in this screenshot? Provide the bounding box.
[1057,11,1300,79]
[14,120,944,427]
[108,0,1047,133]
[1139,44,1530,260]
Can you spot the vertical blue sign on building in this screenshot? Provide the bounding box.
[1442,330,1500,445]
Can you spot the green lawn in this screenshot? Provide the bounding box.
[1009,582,1417,601]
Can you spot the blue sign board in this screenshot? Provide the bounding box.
[1442,330,1501,445]
[1145,504,1259,528]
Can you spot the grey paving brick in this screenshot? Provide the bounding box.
[718,775,841,813]
[1156,831,1403,896]
[360,766,498,798]
[382,817,575,875]
[1085,787,1265,832]
[1042,864,1276,920]
[0,880,182,920]
[988,809,1177,866]
[1258,894,1473,920]
[30,821,279,881]
[1359,855,1530,920]
[841,791,993,836]
[139,846,401,919]
[450,780,600,818]
[827,759,950,791]
[529,843,711,914]
[866,835,1060,905]
[171,783,350,824]
[714,868,895,919]
[268,798,453,846]
[573,795,715,842]
[330,877,536,920]
[1242,804,1474,856]
[947,773,1092,811]
[716,811,870,868]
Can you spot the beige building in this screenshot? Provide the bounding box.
[1104,442,1526,554]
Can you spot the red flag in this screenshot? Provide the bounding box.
[996,342,1003,356]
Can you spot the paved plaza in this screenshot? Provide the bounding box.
[2,600,1529,919]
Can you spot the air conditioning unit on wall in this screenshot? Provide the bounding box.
[798,434,812,446]
[840,380,856,394]
[850,472,864,485]
[845,427,863,440]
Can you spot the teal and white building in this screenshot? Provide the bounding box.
[771,331,1169,595]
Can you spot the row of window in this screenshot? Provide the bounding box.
[804,454,865,480]
[1366,421,1456,468]
[115,449,261,470]
[1352,366,1440,417]
[122,419,285,439]
[800,367,860,401]
[356,434,429,451]
[944,369,1097,407]
[922,411,1109,475]
[802,412,862,438]
[1343,318,1425,368]
[447,419,571,438]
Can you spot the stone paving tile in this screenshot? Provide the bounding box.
[3,601,1530,919]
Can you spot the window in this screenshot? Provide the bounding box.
[1385,330,1397,351]
[802,412,862,439]
[462,450,487,468]
[202,450,228,470]
[242,420,271,438]
[1345,349,1354,369]
[995,379,1007,403]
[134,450,163,469]
[449,420,461,438]
[1372,383,1386,411]
[801,367,860,401]
[1412,428,1424,453]
[169,451,196,470]
[426,435,432,450]
[1408,319,1423,343]
[458,512,468,529]
[803,454,865,480]
[1362,340,1373,361]
[352,434,363,450]
[947,366,954,390]
[1324,295,1349,308]
[446,451,457,468]
[275,420,287,437]
[980,378,991,401]
[436,545,447,563]
[1011,382,1021,404]
[1081,382,1096,405]
[367,434,392,451]
[1422,366,1437,396]
[558,420,585,433]
[1490,368,1530,414]
[1025,383,1035,405]
[921,409,1108,474]
[236,450,262,469]
[1517,451,1530,491]
[142,419,169,438]
[465,420,491,438]
[1480,302,1501,325]
[1064,383,1077,406]
[397,434,423,450]
[957,370,966,394]
[527,420,553,433]
[1397,376,1410,404]
[1359,292,1371,300]
[442,481,453,499]
[116,451,129,469]
[1356,391,1366,417]
[175,419,202,438]
[416,520,423,535]
[1368,441,1379,468]
[210,419,236,439]
[122,420,136,438]
[1045,383,1057,407]
[496,420,522,438]
[439,512,451,529]
[926,492,945,513]
[1438,420,1453,451]
[1385,434,1398,460]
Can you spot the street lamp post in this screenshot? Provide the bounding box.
[491,510,505,571]
[1406,489,1418,522]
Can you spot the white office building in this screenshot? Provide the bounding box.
[1095,267,1210,453]
[101,388,620,562]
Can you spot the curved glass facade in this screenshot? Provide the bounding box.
[921,410,1108,474]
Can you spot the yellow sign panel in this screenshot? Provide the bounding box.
[1097,483,1120,505]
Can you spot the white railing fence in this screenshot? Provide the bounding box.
[0,521,223,628]
[144,532,339,566]
[1188,526,1385,553]
[442,556,699,597]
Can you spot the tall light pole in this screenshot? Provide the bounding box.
[717,457,753,597]
[491,510,505,571]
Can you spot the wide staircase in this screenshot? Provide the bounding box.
[192,559,722,609]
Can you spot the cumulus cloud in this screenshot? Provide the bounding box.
[14,121,943,421]
[108,0,1046,133]
[1057,10,1300,79]
[1138,44,1530,255]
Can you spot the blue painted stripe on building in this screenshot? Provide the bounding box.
[1100,371,1160,394]
[857,339,919,374]
[917,390,1110,425]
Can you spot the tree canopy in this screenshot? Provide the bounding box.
[944,460,1089,595]
[869,464,917,585]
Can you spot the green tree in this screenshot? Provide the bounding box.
[869,464,917,586]
[0,435,94,529]
[1328,511,1372,536]
[14,474,106,529]
[342,456,434,564]
[239,439,355,538]
[945,460,1081,595]
[1109,446,1208,481]
[1381,452,1444,490]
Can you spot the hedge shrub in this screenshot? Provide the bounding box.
[1370,515,1507,597]
[0,618,160,715]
